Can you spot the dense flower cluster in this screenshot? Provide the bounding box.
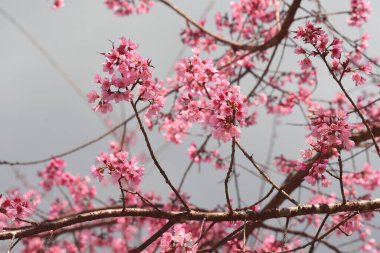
[304,108,354,156]
[104,0,154,16]
[164,49,252,142]
[344,163,380,194]
[160,224,198,253]
[88,37,165,118]
[215,0,277,40]
[38,158,96,209]
[299,108,354,186]
[347,0,371,27]
[0,189,39,225]
[181,20,217,53]
[91,151,144,186]
[294,21,372,85]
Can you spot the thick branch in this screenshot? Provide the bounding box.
[1,198,379,240]
[265,126,380,210]
[158,0,301,52]
[212,126,380,247]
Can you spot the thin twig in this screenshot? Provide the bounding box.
[178,135,211,191]
[225,137,236,214]
[129,220,175,253]
[131,101,190,212]
[236,141,299,206]
[308,214,329,253]
[338,154,346,204]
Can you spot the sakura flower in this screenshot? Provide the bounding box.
[91,151,144,186]
[352,72,366,85]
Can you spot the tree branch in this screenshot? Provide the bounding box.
[1,198,379,241]
[157,0,302,52]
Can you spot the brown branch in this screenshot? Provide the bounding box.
[264,125,380,211]
[225,138,236,214]
[157,0,302,52]
[211,126,380,248]
[1,199,379,241]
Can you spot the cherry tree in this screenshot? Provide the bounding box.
[1,0,380,252]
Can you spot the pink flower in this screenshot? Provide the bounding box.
[294,46,306,55]
[352,72,366,85]
[89,37,164,115]
[160,224,197,253]
[347,0,371,27]
[87,90,99,103]
[359,62,372,74]
[104,0,154,16]
[0,189,39,221]
[91,151,144,186]
[298,58,312,70]
[52,0,64,9]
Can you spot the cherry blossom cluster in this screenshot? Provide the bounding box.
[91,151,144,186]
[188,142,228,169]
[180,20,217,53]
[104,0,154,16]
[347,0,371,27]
[274,155,303,174]
[294,21,372,85]
[88,37,165,118]
[160,224,198,253]
[0,189,39,225]
[258,234,300,252]
[215,0,277,41]
[216,49,255,77]
[348,33,370,63]
[343,163,380,196]
[5,1,380,252]
[163,49,252,142]
[299,108,354,186]
[39,158,96,209]
[304,108,354,156]
[159,115,191,144]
